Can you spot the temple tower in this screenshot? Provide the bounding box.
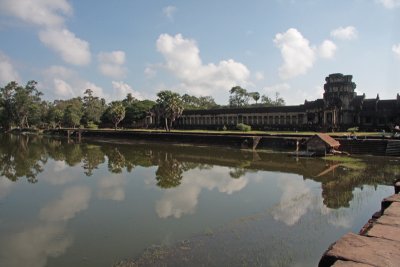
[322,73,357,128]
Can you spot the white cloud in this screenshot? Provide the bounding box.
[274,28,316,79]
[163,5,177,20]
[0,223,72,267]
[393,43,400,59]
[40,186,91,222]
[112,81,143,100]
[156,33,250,96]
[97,175,127,201]
[0,0,92,66]
[0,184,90,267]
[39,28,91,65]
[84,81,106,99]
[263,83,291,94]
[53,78,74,97]
[330,26,358,40]
[378,0,400,8]
[271,177,314,226]
[0,52,20,84]
[254,71,265,81]
[42,65,106,99]
[155,167,249,219]
[0,0,72,28]
[318,40,337,59]
[97,51,127,78]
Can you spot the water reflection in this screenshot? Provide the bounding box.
[1,186,91,267]
[0,134,398,211]
[155,167,250,218]
[97,174,127,201]
[0,133,398,266]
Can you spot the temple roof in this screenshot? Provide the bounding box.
[377,99,398,110]
[362,99,377,111]
[304,99,324,110]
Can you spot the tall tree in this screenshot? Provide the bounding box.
[82,89,105,126]
[0,81,16,130]
[122,93,137,106]
[13,80,43,128]
[123,99,155,126]
[0,81,43,129]
[108,102,126,130]
[249,92,260,104]
[261,92,285,106]
[273,92,285,106]
[64,105,83,128]
[182,94,218,109]
[229,86,249,107]
[155,90,184,131]
[46,103,64,128]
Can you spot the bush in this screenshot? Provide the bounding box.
[86,122,98,129]
[347,127,359,132]
[236,123,251,132]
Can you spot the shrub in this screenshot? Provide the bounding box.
[236,123,251,132]
[86,122,98,129]
[347,127,359,132]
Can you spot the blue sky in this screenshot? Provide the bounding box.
[0,0,399,105]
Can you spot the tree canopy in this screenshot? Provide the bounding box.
[155,90,184,131]
[0,79,286,131]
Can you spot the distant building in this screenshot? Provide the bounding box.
[150,73,400,131]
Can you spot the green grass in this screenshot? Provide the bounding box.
[322,156,360,163]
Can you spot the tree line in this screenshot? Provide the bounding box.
[0,80,285,131]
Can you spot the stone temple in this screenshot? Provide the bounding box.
[150,73,400,131]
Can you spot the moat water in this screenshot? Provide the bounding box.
[0,134,398,267]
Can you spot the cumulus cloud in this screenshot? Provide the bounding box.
[39,28,91,65]
[1,185,91,267]
[0,0,72,28]
[156,33,250,96]
[163,5,177,20]
[318,40,337,59]
[97,51,127,78]
[274,28,316,79]
[271,177,315,226]
[112,81,143,100]
[393,43,400,59]
[155,167,249,219]
[0,223,72,267]
[40,186,91,222]
[42,65,106,99]
[0,52,20,84]
[0,0,92,66]
[378,0,400,8]
[330,26,358,40]
[97,175,127,201]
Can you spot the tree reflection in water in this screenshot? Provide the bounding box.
[0,133,399,210]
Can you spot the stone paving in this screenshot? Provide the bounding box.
[319,194,400,267]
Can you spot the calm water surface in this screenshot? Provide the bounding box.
[0,134,398,267]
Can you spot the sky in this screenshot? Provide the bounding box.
[0,0,399,105]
